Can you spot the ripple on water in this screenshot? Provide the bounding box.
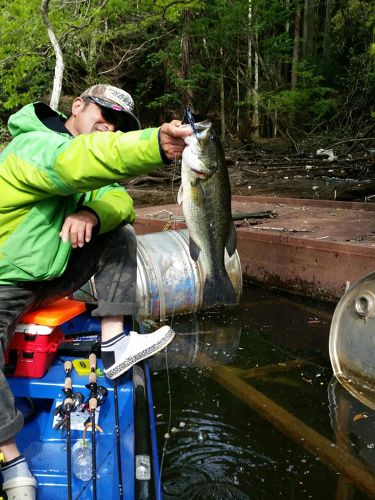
[160,409,274,499]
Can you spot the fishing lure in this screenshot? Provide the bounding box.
[182,107,198,139]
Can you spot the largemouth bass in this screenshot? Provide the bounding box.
[177,120,237,307]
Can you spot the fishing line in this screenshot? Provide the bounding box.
[86,353,98,500]
[159,296,177,485]
[75,288,96,301]
[75,307,178,499]
[158,347,171,483]
[75,361,164,499]
[75,375,165,500]
[113,379,124,500]
[171,156,181,207]
[63,360,74,500]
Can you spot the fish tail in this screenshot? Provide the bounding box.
[202,271,237,307]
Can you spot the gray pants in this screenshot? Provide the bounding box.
[0,224,137,443]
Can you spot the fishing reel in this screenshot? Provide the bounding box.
[53,391,86,430]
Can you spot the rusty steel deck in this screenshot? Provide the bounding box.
[134,196,375,301]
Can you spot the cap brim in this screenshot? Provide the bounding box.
[87,96,141,131]
[116,112,141,133]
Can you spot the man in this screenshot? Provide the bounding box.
[0,84,192,499]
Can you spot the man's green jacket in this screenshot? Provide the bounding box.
[0,103,165,284]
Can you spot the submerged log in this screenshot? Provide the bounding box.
[197,353,375,497]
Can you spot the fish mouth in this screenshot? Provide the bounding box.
[191,167,210,178]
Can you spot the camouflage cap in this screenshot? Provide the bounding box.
[80,84,141,131]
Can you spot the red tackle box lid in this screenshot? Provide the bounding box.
[20,298,86,327]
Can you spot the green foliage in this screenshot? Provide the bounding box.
[0,122,12,151]
[0,0,48,109]
[0,0,373,139]
[264,80,337,129]
[146,92,181,111]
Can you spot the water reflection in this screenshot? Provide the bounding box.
[149,309,241,370]
[152,288,375,499]
[328,376,375,475]
[150,309,259,499]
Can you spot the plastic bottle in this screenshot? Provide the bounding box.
[72,440,92,481]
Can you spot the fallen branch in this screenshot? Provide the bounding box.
[126,176,171,187]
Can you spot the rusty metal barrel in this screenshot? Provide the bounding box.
[136,229,242,320]
[74,229,242,321]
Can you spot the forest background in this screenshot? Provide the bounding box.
[0,0,374,200]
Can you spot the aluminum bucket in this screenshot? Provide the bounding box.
[329,271,375,410]
[136,229,242,320]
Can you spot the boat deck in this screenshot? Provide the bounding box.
[8,360,135,500]
[134,195,375,301]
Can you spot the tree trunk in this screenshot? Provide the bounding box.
[291,0,301,88]
[87,27,98,84]
[236,44,240,135]
[246,0,253,139]
[40,0,64,110]
[251,38,259,140]
[302,0,316,58]
[220,46,226,143]
[323,0,334,58]
[180,9,194,109]
[285,0,290,34]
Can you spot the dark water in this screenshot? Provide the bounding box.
[149,285,375,500]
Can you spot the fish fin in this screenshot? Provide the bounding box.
[225,221,237,257]
[189,237,200,261]
[202,272,237,307]
[177,184,183,205]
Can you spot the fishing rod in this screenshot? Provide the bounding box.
[76,369,157,500]
[86,353,98,500]
[63,360,73,500]
[74,380,106,500]
[113,379,124,500]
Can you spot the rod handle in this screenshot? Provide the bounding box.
[64,360,72,374]
[89,353,96,371]
[89,372,97,385]
[89,397,98,410]
[64,376,72,391]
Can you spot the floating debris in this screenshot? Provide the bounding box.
[353,412,368,422]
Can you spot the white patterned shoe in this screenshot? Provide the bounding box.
[103,326,175,379]
[2,476,37,500]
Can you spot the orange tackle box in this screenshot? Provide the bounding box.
[4,298,86,378]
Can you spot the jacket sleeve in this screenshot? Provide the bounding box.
[54,127,165,193]
[82,184,135,234]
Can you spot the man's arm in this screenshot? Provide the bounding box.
[53,121,193,192]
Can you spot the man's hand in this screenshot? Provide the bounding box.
[59,210,99,248]
[159,120,193,161]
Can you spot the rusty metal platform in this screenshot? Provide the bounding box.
[134,196,375,301]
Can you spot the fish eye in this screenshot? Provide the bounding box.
[210,135,217,142]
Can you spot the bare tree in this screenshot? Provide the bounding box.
[40,0,64,110]
[302,0,316,57]
[251,33,259,140]
[180,9,194,108]
[220,46,226,142]
[291,0,301,88]
[323,0,334,57]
